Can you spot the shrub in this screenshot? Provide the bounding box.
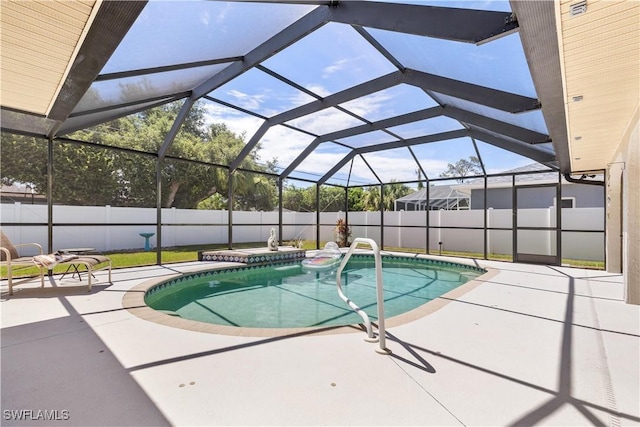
[335,218,351,247]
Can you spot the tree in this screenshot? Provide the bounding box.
[416,168,424,189]
[362,186,382,211]
[232,170,277,211]
[347,187,365,211]
[383,181,412,211]
[0,133,136,206]
[319,186,346,212]
[281,185,349,212]
[439,156,482,183]
[282,184,307,211]
[197,193,226,210]
[1,101,276,209]
[360,182,411,211]
[1,135,50,196]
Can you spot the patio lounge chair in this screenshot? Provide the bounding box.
[1,229,45,295]
[0,230,112,295]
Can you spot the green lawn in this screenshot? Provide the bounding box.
[2,240,604,280]
[384,246,604,269]
[1,242,263,279]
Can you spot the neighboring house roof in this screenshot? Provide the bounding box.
[457,163,565,190]
[468,163,557,185]
[398,164,562,205]
[1,183,41,194]
[457,162,604,191]
[0,183,47,204]
[396,185,470,202]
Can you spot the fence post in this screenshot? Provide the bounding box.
[219,209,225,244]
[16,202,23,242]
[487,207,493,257]
[365,210,368,238]
[548,205,554,257]
[14,202,23,243]
[260,210,263,244]
[438,208,443,252]
[398,210,402,248]
[171,207,177,247]
[105,205,111,251]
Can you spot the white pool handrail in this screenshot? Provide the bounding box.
[336,237,390,354]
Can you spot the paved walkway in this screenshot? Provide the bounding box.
[2,256,639,426]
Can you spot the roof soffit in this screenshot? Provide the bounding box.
[557,0,640,173]
[0,0,100,117]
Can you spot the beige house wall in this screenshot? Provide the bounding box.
[606,164,623,273]
[608,105,639,304]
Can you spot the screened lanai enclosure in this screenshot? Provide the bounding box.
[1,0,609,267]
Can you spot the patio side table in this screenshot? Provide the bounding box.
[59,248,95,280]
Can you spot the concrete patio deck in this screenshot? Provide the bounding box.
[1,255,639,426]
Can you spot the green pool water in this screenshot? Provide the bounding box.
[145,256,484,329]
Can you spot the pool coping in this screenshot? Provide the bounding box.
[122,252,499,338]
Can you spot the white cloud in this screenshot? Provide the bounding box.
[201,72,454,184]
[200,10,210,26]
[203,102,321,168]
[214,3,231,24]
[204,98,452,184]
[225,89,268,112]
[303,84,331,98]
[203,103,264,141]
[294,149,351,179]
[322,58,350,79]
[339,90,392,118]
[290,89,389,135]
[416,159,452,180]
[287,108,363,135]
[355,153,450,183]
[257,126,315,166]
[286,148,450,185]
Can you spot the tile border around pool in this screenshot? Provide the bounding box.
[122,253,499,338]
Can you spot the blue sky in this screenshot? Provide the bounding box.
[101,0,550,187]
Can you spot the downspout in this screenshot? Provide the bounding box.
[563,173,605,186]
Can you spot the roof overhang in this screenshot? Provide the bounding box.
[510,0,570,173]
[0,0,147,137]
[0,0,101,117]
[556,0,639,174]
[512,0,640,174]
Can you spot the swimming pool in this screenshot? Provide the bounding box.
[144,255,485,329]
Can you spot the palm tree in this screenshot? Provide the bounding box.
[416,168,424,189]
[362,187,382,211]
[383,181,412,211]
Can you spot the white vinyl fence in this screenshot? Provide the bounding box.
[0,203,604,261]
